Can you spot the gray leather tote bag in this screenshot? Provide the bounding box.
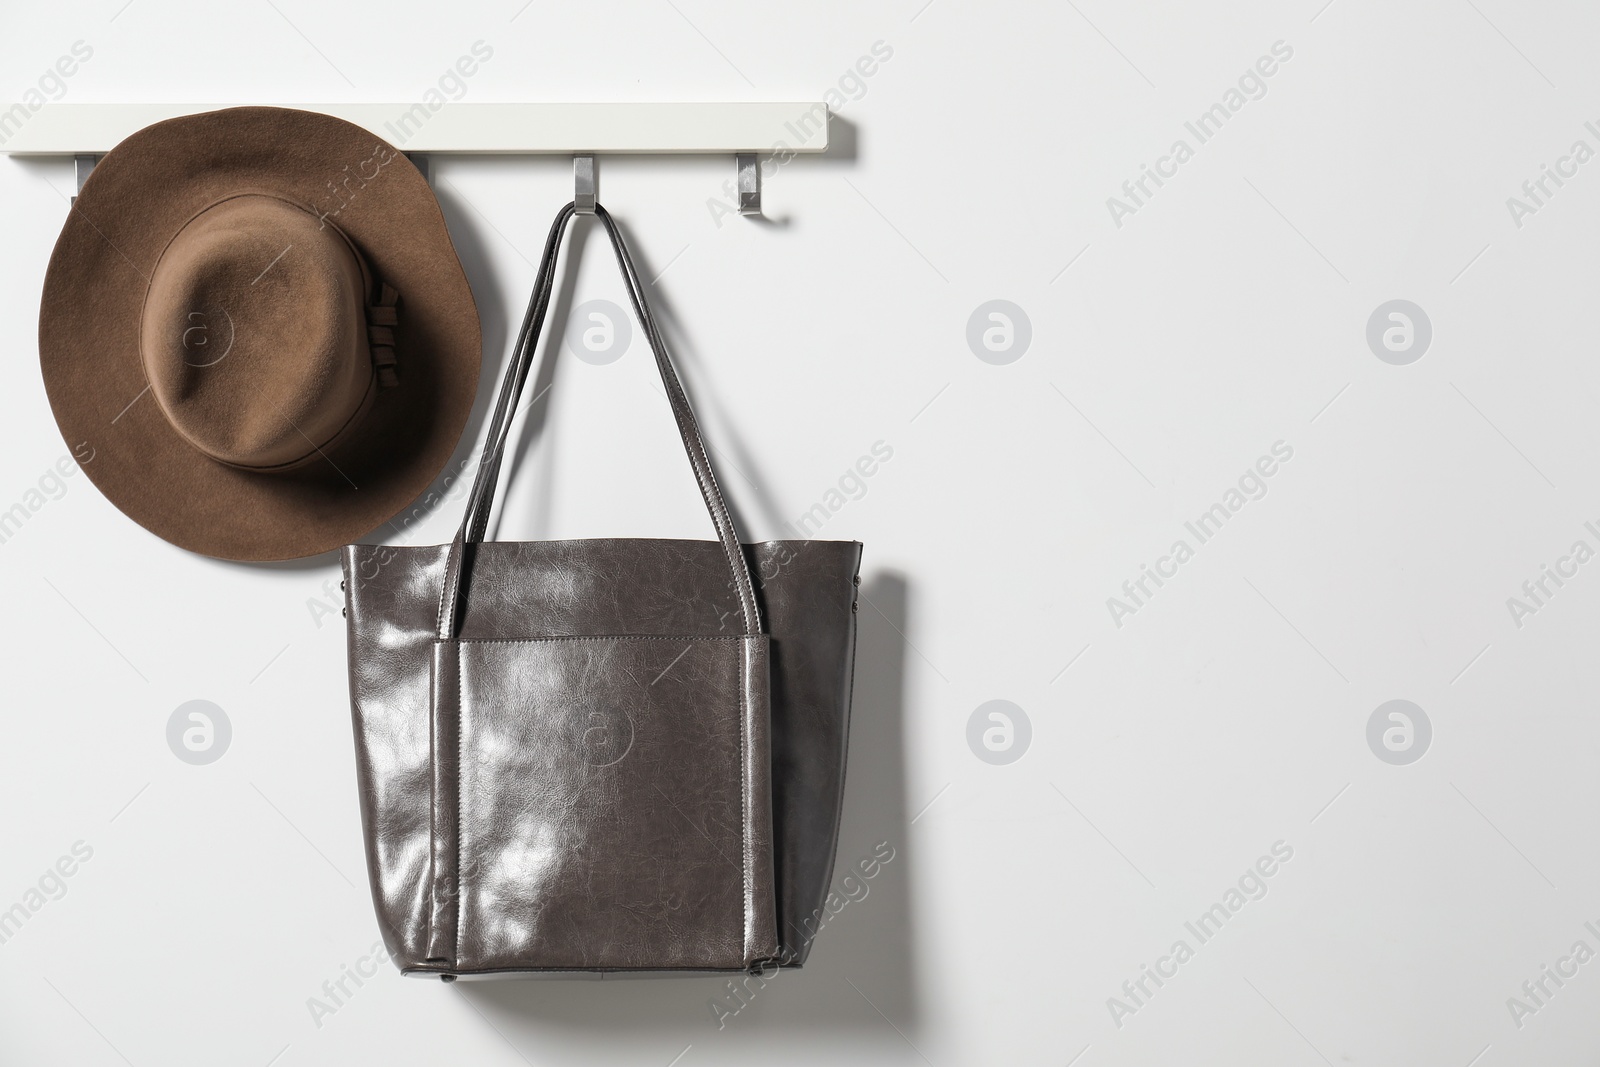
[341,202,861,979]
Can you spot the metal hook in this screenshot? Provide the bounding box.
[576,152,754,216]
[72,154,98,204]
[574,154,596,215]
[736,153,759,216]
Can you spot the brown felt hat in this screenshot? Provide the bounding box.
[39,106,481,561]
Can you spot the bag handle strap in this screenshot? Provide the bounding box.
[434,202,763,641]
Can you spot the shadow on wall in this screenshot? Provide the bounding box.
[741,113,857,230]
[577,119,861,541]
[457,570,919,1043]
[87,113,861,571]
[391,167,513,544]
[232,110,864,565]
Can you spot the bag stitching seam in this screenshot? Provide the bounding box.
[443,635,746,645]
[445,636,748,970]
[451,640,463,972]
[739,634,750,965]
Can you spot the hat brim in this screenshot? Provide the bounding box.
[38,106,482,561]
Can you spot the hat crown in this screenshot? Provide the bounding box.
[139,194,377,470]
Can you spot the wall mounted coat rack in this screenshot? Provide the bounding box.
[2,102,831,216]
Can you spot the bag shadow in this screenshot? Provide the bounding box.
[457,570,920,1042]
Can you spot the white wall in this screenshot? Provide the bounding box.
[2,1,1597,1064]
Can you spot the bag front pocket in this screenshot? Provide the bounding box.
[435,634,771,973]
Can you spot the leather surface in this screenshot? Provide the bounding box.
[453,634,765,971]
[341,200,859,977]
[343,538,860,974]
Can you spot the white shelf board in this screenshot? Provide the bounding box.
[1,102,831,155]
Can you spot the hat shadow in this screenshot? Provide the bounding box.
[410,174,516,541]
[454,570,919,1043]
